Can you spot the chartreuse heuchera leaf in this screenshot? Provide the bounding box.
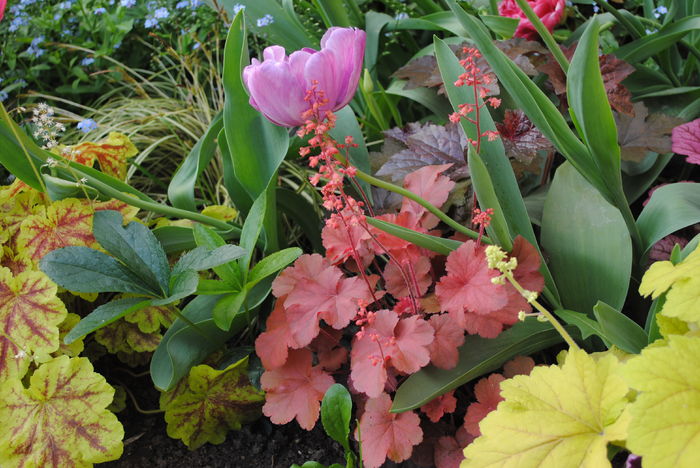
[160,357,264,449]
[0,268,67,380]
[463,349,630,467]
[0,355,124,467]
[640,244,700,326]
[623,335,700,468]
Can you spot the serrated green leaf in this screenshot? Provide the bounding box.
[247,247,302,287]
[64,297,151,344]
[193,223,242,288]
[152,269,200,306]
[93,210,170,295]
[321,384,352,451]
[171,244,246,276]
[40,246,156,296]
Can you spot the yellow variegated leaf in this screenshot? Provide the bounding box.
[639,245,700,299]
[623,335,700,468]
[60,132,137,180]
[93,198,139,222]
[1,190,45,244]
[0,268,67,380]
[462,349,630,468]
[95,319,162,354]
[0,355,123,467]
[201,205,238,221]
[160,358,264,449]
[124,302,175,333]
[17,198,97,267]
[0,246,32,276]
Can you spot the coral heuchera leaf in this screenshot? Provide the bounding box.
[672,117,700,165]
[273,254,375,346]
[161,358,264,450]
[0,355,124,467]
[463,349,630,468]
[0,268,67,380]
[623,335,700,468]
[260,349,334,430]
[357,392,423,468]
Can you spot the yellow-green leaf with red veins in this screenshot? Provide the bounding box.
[59,132,137,180]
[93,198,139,222]
[17,198,97,267]
[36,313,85,363]
[1,246,32,276]
[160,358,264,449]
[0,267,67,381]
[123,301,175,333]
[0,355,124,467]
[1,190,45,244]
[95,319,162,354]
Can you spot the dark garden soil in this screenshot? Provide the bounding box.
[102,408,347,468]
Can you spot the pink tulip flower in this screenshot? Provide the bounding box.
[0,0,6,21]
[499,0,565,40]
[243,27,366,127]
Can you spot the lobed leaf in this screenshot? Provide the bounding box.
[623,335,700,468]
[463,349,630,467]
[0,268,67,380]
[161,358,264,449]
[0,356,123,467]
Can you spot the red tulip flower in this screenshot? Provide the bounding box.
[499,0,566,40]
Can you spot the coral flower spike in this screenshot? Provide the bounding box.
[243,27,366,128]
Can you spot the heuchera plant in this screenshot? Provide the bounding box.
[248,32,547,467]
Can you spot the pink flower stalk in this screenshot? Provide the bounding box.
[499,0,565,40]
[243,27,366,127]
[0,0,6,21]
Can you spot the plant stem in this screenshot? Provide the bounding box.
[73,169,240,233]
[508,274,580,349]
[345,162,483,241]
[514,0,569,73]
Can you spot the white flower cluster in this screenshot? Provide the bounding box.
[31,102,65,149]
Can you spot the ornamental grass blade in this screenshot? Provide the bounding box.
[168,113,223,212]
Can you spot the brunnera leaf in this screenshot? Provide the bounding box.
[0,268,67,381]
[0,355,124,467]
[463,349,630,468]
[623,335,700,468]
[160,358,264,449]
[57,132,137,180]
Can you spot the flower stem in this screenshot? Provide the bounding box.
[508,273,579,349]
[346,162,485,242]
